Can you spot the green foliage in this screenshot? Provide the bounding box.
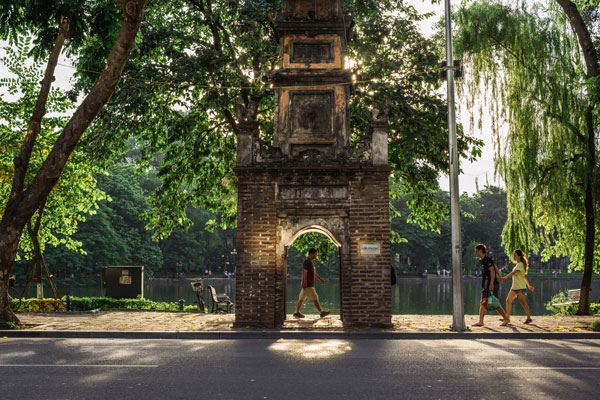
[0,1,124,60]
[545,291,600,316]
[454,0,600,273]
[287,232,340,279]
[44,165,163,273]
[545,291,579,316]
[590,319,600,331]
[0,320,26,330]
[10,296,200,312]
[0,36,107,258]
[392,186,508,273]
[11,298,66,312]
[73,0,482,239]
[42,164,234,277]
[291,232,339,263]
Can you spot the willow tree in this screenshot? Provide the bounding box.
[455,0,599,313]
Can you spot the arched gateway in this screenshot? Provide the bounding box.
[234,0,392,328]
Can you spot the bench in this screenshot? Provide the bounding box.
[208,285,234,313]
[552,289,581,306]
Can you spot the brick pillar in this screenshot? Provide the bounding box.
[346,169,392,327]
[234,171,279,328]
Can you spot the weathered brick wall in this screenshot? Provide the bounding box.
[346,169,392,327]
[234,171,278,328]
[235,166,392,329]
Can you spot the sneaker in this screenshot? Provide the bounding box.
[293,312,305,319]
[320,311,330,318]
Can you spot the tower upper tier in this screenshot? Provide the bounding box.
[272,0,354,158]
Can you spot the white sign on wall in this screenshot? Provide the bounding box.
[359,243,381,256]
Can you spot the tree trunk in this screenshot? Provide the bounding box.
[578,106,596,315]
[555,1,599,77]
[555,0,599,315]
[0,268,19,324]
[0,0,148,323]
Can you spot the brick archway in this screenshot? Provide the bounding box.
[234,168,392,329]
[233,0,392,329]
[277,220,346,324]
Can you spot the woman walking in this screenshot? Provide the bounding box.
[500,250,535,324]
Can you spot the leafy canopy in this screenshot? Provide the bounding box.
[0,36,107,257]
[70,0,483,239]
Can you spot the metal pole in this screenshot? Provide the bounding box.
[445,0,466,331]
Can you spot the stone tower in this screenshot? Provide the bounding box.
[234,0,392,328]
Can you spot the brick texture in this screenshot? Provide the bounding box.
[234,166,392,328]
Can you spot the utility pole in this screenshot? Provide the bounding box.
[445,0,466,331]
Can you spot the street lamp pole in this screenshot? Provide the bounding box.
[445,0,466,331]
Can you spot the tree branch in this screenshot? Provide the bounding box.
[10,16,70,201]
[555,0,600,78]
[1,0,148,233]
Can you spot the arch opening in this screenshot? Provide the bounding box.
[284,226,342,320]
[286,225,342,248]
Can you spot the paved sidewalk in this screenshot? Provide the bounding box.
[12,312,598,333]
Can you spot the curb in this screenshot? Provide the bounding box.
[1,330,598,340]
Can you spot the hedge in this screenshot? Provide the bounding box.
[11,297,201,313]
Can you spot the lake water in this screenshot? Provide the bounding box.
[60,276,599,315]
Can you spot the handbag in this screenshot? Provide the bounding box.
[487,293,501,310]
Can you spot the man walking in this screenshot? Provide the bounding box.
[473,244,509,327]
[293,248,330,319]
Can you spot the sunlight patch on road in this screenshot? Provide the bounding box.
[0,350,37,360]
[268,339,352,360]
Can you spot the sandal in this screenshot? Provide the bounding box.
[524,318,533,324]
[472,322,484,327]
[500,321,511,326]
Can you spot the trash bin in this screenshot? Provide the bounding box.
[102,266,144,299]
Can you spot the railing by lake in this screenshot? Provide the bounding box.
[44,275,600,316]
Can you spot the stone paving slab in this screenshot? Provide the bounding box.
[11,312,599,334]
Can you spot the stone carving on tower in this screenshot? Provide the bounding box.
[236,0,387,166]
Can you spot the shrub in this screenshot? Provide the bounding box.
[0,321,26,330]
[11,297,204,313]
[11,298,66,313]
[546,291,600,316]
[545,291,578,316]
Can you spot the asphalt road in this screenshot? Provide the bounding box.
[1,338,599,400]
